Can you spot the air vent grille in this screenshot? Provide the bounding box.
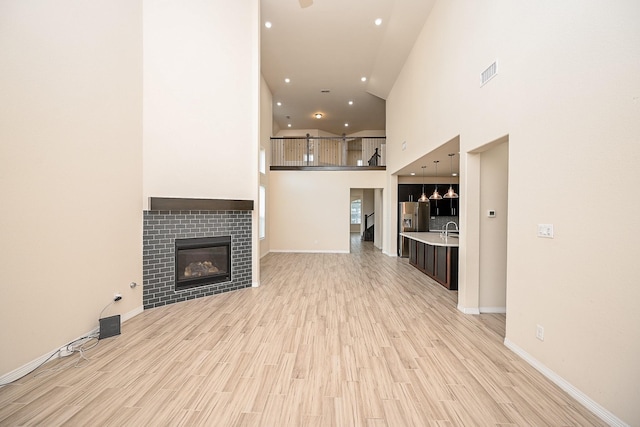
[480,60,498,87]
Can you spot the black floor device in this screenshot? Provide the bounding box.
[99,315,121,340]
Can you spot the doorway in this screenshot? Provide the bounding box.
[350,188,383,253]
[478,139,509,315]
[465,136,509,338]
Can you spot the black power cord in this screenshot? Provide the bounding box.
[0,294,122,387]
[0,334,97,387]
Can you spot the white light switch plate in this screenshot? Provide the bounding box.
[537,224,554,238]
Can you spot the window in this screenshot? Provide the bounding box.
[350,199,361,224]
[259,186,266,239]
[259,147,266,174]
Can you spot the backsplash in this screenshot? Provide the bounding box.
[429,215,459,232]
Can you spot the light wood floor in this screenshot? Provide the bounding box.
[0,236,605,426]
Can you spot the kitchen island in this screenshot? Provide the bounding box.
[400,232,459,290]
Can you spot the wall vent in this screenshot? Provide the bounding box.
[480,60,498,87]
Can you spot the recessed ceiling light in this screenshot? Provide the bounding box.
[375,18,382,26]
[348,100,354,105]
[452,173,458,177]
[314,113,323,119]
[265,21,272,28]
[284,78,290,83]
[344,123,349,127]
[410,172,416,176]
[288,123,292,127]
[361,77,367,82]
[276,102,282,106]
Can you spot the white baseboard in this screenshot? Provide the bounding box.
[479,306,507,314]
[504,338,629,427]
[122,305,144,323]
[0,305,144,387]
[0,328,95,386]
[457,304,480,315]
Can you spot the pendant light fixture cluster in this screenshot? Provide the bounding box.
[419,166,428,202]
[443,153,459,199]
[429,160,442,200]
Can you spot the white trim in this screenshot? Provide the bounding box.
[122,305,144,323]
[1,305,143,387]
[457,304,480,315]
[479,306,506,314]
[504,338,629,427]
[252,281,260,288]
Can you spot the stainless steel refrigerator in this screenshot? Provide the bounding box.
[398,201,429,257]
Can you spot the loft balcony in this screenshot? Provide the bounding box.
[270,135,386,171]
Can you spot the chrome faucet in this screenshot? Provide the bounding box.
[442,221,459,238]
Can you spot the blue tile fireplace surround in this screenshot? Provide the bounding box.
[143,198,253,310]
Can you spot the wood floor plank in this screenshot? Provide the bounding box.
[0,236,607,426]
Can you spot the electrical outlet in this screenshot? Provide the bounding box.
[536,324,544,341]
[537,224,554,238]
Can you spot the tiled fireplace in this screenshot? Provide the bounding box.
[143,198,253,309]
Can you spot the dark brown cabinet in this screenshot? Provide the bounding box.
[408,239,458,290]
[429,197,459,217]
[425,244,435,276]
[417,241,426,270]
[398,184,459,216]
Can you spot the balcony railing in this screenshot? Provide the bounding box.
[270,135,386,170]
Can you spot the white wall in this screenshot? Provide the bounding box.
[385,1,640,424]
[270,171,386,253]
[347,130,386,137]
[143,0,259,206]
[0,0,143,377]
[374,188,384,249]
[275,129,385,138]
[260,75,272,259]
[143,0,260,286]
[275,129,334,137]
[479,140,508,312]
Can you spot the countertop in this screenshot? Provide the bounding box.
[400,232,460,248]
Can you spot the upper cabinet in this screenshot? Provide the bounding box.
[398,184,459,216]
[429,196,458,217]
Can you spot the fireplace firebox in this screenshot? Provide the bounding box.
[175,236,231,290]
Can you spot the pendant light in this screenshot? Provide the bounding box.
[429,160,442,200]
[443,153,459,199]
[418,166,428,202]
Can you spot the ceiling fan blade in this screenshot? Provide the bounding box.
[299,0,313,8]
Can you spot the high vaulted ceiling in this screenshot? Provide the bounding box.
[261,0,436,135]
